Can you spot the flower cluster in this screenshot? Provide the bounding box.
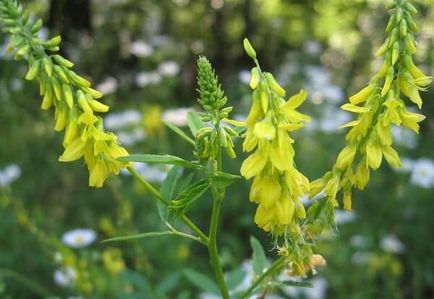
[240,39,310,236]
[310,0,432,209]
[0,0,129,187]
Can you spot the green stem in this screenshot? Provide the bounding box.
[239,256,286,299]
[208,185,230,299]
[127,166,209,245]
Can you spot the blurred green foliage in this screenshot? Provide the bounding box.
[1,0,434,298]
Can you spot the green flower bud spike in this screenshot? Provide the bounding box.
[310,0,432,210]
[0,0,129,187]
[195,56,238,163]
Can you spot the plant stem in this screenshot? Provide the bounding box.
[239,256,286,299]
[208,185,230,299]
[127,166,209,245]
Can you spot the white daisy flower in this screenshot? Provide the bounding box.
[410,158,434,188]
[62,229,96,248]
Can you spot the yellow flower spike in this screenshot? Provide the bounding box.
[54,107,68,131]
[375,122,392,146]
[341,103,371,114]
[253,119,276,140]
[77,90,92,114]
[270,135,294,171]
[243,38,257,59]
[62,84,74,109]
[282,89,308,110]
[281,107,311,123]
[382,146,401,168]
[355,160,370,190]
[25,59,40,80]
[404,55,426,79]
[309,178,326,198]
[88,159,109,188]
[85,87,103,99]
[391,42,399,65]
[249,67,260,89]
[349,84,374,105]
[249,176,281,207]
[63,116,78,146]
[276,197,295,226]
[242,128,259,152]
[51,77,62,100]
[366,141,383,169]
[335,145,357,170]
[399,110,425,133]
[279,123,304,132]
[254,203,274,232]
[41,86,54,110]
[78,111,98,126]
[59,138,85,162]
[264,72,286,97]
[343,192,352,210]
[259,87,269,114]
[88,99,110,113]
[408,85,422,108]
[413,76,433,87]
[381,66,395,96]
[246,91,263,125]
[240,151,267,180]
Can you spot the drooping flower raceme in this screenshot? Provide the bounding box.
[241,39,310,236]
[310,0,432,209]
[0,0,129,187]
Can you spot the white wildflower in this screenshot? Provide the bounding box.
[62,229,96,249]
[238,70,251,85]
[0,164,21,187]
[380,234,405,254]
[53,267,77,287]
[104,109,142,130]
[335,209,357,225]
[129,41,153,57]
[410,158,434,188]
[158,61,180,77]
[96,77,118,95]
[162,107,194,126]
[135,71,162,87]
[117,128,146,146]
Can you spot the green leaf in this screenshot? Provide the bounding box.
[187,111,205,136]
[175,172,194,196]
[170,179,209,214]
[250,236,268,276]
[158,167,183,221]
[156,273,181,296]
[118,154,201,169]
[183,268,219,294]
[164,121,195,145]
[225,268,246,291]
[212,171,242,188]
[102,231,175,243]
